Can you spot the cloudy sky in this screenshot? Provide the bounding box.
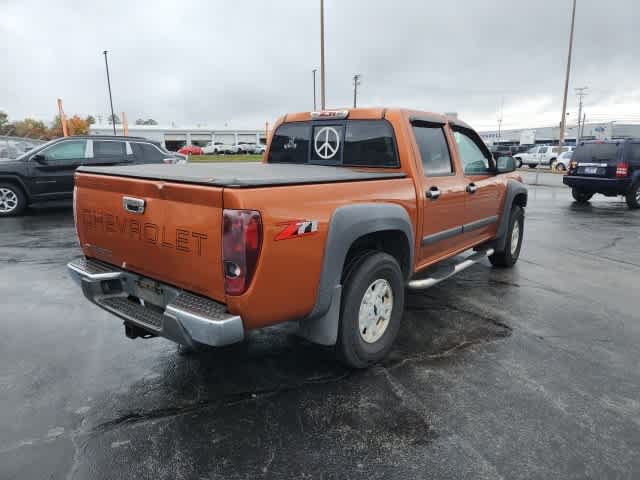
[1,0,638,131]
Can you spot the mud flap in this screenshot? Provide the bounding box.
[297,285,342,346]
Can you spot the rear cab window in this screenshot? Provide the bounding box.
[268,120,399,168]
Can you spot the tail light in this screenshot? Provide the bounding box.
[222,209,262,295]
[616,163,629,178]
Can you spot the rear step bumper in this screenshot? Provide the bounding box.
[67,257,244,348]
[407,248,494,289]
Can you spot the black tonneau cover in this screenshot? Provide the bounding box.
[77,162,406,188]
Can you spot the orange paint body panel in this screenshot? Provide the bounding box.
[223,177,417,329]
[73,107,525,336]
[75,174,226,301]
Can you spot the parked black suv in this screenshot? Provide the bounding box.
[0,135,186,216]
[563,139,640,209]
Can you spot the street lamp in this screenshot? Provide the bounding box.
[319,0,326,109]
[312,69,317,110]
[103,50,117,136]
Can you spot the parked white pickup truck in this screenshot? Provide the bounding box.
[514,145,573,168]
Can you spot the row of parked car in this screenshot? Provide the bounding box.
[490,144,575,170]
[177,142,266,156]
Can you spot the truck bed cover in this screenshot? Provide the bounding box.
[76,162,406,188]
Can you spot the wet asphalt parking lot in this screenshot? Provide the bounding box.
[1,172,639,479]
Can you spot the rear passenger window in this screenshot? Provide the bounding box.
[343,120,398,167]
[94,141,125,158]
[412,124,453,175]
[131,142,164,163]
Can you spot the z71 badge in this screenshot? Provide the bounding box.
[275,220,319,241]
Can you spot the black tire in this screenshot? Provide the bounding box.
[489,205,524,268]
[556,162,566,172]
[516,158,523,168]
[626,183,640,210]
[0,182,27,217]
[336,252,404,368]
[572,188,593,204]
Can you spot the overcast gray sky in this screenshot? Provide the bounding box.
[1,0,638,131]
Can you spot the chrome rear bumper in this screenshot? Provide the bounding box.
[67,257,244,347]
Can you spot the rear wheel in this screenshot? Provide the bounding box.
[572,188,593,204]
[626,183,640,210]
[0,183,26,217]
[337,252,404,368]
[489,205,524,268]
[555,162,566,172]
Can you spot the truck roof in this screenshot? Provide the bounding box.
[281,107,473,130]
[76,162,406,188]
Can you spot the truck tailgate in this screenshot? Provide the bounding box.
[75,172,226,302]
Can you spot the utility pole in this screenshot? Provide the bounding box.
[103,50,117,135]
[497,97,504,144]
[575,86,588,144]
[312,69,317,110]
[558,0,577,151]
[352,74,361,108]
[581,112,586,139]
[319,0,326,109]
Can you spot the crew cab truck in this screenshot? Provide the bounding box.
[563,139,640,209]
[67,108,527,368]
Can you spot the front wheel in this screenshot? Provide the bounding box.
[572,188,593,204]
[0,183,27,217]
[626,183,640,210]
[490,205,524,268]
[337,252,404,368]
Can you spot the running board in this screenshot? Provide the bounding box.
[407,248,494,290]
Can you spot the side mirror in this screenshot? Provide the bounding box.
[496,155,516,173]
[32,154,47,165]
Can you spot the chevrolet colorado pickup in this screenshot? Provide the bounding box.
[68,108,527,368]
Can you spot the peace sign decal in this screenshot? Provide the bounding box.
[314,126,340,160]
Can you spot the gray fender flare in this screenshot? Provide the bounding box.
[297,203,414,346]
[494,180,528,252]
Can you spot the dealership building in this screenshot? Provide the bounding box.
[478,122,640,147]
[89,124,265,151]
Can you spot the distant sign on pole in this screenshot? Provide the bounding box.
[520,130,535,145]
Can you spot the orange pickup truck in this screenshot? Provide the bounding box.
[68,108,527,367]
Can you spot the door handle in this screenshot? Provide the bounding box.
[122,196,146,214]
[466,183,477,194]
[426,187,441,200]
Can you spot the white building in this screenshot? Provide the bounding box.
[479,122,640,146]
[89,124,265,151]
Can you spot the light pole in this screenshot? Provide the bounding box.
[353,74,361,108]
[312,69,317,110]
[103,50,117,136]
[319,0,326,109]
[558,0,577,151]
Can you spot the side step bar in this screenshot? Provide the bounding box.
[407,248,494,290]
